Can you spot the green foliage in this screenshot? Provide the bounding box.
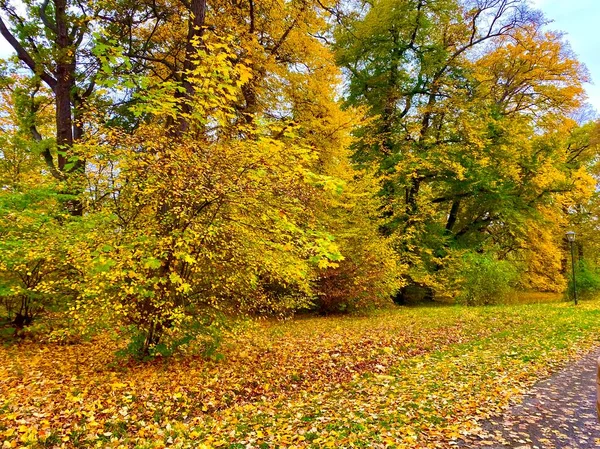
[566,260,600,300]
[0,186,76,332]
[314,171,402,314]
[115,313,227,361]
[335,0,594,299]
[455,253,519,305]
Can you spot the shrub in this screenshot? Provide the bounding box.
[0,187,78,337]
[313,172,401,314]
[456,253,518,305]
[74,38,347,357]
[566,260,600,300]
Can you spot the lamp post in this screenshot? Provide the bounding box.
[566,231,577,305]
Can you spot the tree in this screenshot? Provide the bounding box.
[0,76,75,331]
[0,0,97,212]
[335,0,594,299]
[0,0,182,212]
[70,0,400,354]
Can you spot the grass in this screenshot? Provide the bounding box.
[1,298,600,448]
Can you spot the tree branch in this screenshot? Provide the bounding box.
[39,0,57,34]
[0,15,57,90]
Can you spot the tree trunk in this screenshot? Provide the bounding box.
[445,199,461,233]
[172,0,207,135]
[55,0,85,215]
[55,0,75,167]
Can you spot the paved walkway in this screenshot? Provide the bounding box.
[459,349,600,448]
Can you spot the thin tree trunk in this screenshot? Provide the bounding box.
[445,199,461,233]
[172,0,207,135]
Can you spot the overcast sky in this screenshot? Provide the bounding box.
[0,0,599,110]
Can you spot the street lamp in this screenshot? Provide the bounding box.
[566,231,578,305]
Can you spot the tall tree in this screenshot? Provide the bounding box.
[66,0,399,353]
[335,0,592,299]
[0,0,94,211]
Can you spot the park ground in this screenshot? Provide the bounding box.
[2,295,600,448]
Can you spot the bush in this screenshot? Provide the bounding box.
[73,38,348,357]
[312,172,401,314]
[0,187,78,337]
[114,313,226,361]
[456,253,518,305]
[566,260,600,301]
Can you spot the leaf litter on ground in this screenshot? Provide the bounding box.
[2,300,600,448]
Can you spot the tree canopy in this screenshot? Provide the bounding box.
[0,0,599,354]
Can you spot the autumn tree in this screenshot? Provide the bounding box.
[0,0,184,211]
[0,0,97,212]
[64,0,399,355]
[0,75,78,331]
[334,0,594,300]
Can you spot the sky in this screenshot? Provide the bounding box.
[0,1,599,110]
[531,0,600,111]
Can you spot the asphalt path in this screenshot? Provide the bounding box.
[458,348,600,448]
